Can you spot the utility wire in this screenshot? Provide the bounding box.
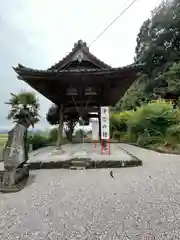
[88,0,139,47]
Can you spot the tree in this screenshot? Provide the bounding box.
[46,104,63,147]
[46,104,59,125]
[135,19,151,64]
[64,117,78,142]
[46,104,62,147]
[46,104,78,145]
[5,91,40,127]
[119,0,180,110]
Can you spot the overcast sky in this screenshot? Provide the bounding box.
[0,0,162,130]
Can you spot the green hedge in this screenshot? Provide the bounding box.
[27,128,69,151]
[48,127,58,143]
[28,134,50,151]
[110,100,180,149]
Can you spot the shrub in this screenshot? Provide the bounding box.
[28,134,49,151]
[75,129,86,138]
[112,131,121,140]
[165,124,180,147]
[119,132,131,142]
[110,110,134,133]
[137,133,165,147]
[48,127,58,143]
[110,115,117,137]
[166,124,180,138]
[128,100,180,142]
[110,100,180,149]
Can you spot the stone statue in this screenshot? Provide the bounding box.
[3,124,28,170]
[0,108,32,188]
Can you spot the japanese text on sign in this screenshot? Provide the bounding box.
[100,106,109,140]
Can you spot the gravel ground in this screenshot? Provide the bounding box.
[1,144,180,239]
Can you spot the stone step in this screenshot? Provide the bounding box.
[71,164,86,168]
[71,160,86,163]
[71,161,86,166]
[69,166,85,170]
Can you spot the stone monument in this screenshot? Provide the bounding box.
[0,108,31,192]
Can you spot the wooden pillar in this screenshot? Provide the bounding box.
[98,114,101,143]
[66,120,73,142]
[57,104,64,148]
[69,120,73,142]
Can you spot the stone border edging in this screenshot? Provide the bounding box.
[27,158,142,170]
[118,144,143,162]
[123,142,180,155]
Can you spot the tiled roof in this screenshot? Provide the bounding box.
[48,40,111,70]
[13,63,143,75]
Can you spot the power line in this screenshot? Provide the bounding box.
[88,0,139,47]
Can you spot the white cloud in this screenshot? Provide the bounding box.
[0,0,162,129]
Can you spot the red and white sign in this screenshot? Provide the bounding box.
[100,106,110,155]
[100,106,110,140]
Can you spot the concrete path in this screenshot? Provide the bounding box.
[0,144,180,239]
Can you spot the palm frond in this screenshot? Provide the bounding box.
[6,91,40,126]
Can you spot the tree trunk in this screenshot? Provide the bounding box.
[24,128,28,162]
[65,120,74,142]
[69,120,73,142]
[56,104,63,148]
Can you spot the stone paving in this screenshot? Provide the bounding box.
[1,144,180,239]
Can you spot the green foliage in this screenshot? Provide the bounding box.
[119,0,180,111]
[137,134,164,147]
[119,132,131,142]
[27,130,69,151]
[128,100,179,138]
[166,124,180,147]
[74,129,86,138]
[166,124,180,138]
[110,111,134,132]
[46,104,59,125]
[112,131,121,140]
[28,134,49,151]
[48,128,58,143]
[111,100,180,150]
[116,74,150,111]
[6,91,40,126]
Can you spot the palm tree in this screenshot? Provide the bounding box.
[5,91,40,127]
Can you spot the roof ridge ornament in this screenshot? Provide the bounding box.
[73,40,89,52]
[76,51,83,62]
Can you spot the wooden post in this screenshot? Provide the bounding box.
[57,104,64,148]
[69,119,73,142]
[98,115,101,143]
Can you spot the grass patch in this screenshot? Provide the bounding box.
[0,134,8,138]
[0,134,7,149]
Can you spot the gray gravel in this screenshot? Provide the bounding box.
[1,144,180,239]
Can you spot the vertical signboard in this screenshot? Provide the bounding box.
[91,119,99,141]
[100,106,110,140]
